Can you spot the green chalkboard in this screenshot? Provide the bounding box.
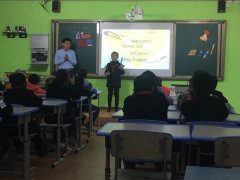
[55,22,98,74]
[52,20,226,79]
[175,22,225,77]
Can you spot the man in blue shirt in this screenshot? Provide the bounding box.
[54,37,77,78]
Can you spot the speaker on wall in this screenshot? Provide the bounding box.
[218,0,226,13]
[52,0,61,13]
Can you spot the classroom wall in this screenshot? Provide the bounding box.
[0,1,240,112]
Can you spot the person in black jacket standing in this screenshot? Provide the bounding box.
[105,51,125,112]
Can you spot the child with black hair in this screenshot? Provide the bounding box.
[181,70,229,122]
[77,68,97,94]
[3,73,46,156]
[122,74,168,169]
[141,70,172,105]
[74,68,100,127]
[123,74,168,121]
[105,51,125,112]
[46,69,79,124]
[181,71,229,166]
[4,73,43,107]
[27,74,46,96]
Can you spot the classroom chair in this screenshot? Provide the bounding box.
[215,137,240,167]
[41,110,73,157]
[111,130,172,180]
[187,121,238,166]
[40,122,72,157]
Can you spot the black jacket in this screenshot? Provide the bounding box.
[45,82,78,124]
[105,61,125,88]
[123,91,168,121]
[181,96,229,122]
[4,88,43,107]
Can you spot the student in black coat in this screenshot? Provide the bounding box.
[181,70,229,122]
[181,70,229,166]
[105,51,125,112]
[122,73,168,169]
[142,70,172,105]
[4,73,43,107]
[73,69,100,127]
[3,73,45,156]
[123,74,168,121]
[45,69,79,124]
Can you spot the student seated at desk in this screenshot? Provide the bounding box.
[122,74,168,169]
[180,70,229,122]
[45,69,79,124]
[0,99,13,159]
[73,68,100,127]
[123,73,168,121]
[4,73,43,107]
[141,70,173,105]
[27,74,46,96]
[2,73,45,156]
[180,71,229,166]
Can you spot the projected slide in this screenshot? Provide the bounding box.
[99,22,173,77]
[101,29,170,70]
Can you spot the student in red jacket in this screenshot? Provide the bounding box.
[27,74,46,96]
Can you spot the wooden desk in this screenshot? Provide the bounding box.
[97,122,190,180]
[184,166,240,180]
[12,107,39,180]
[72,96,88,152]
[42,98,68,168]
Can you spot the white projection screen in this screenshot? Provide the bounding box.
[99,22,174,77]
